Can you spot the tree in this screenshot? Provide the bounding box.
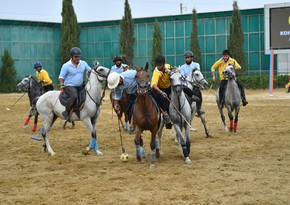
[151,19,162,70]
[0,49,17,93]
[190,9,202,67]
[61,0,80,64]
[119,0,135,65]
[228,1,246,73]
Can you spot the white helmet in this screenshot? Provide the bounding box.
[107,72,120,89]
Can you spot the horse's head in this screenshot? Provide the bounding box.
[16,75,33,92]
[188,68,209,89]
[135,62,150,95]
[92,60,110,82]
[223,65,236,80]
[170,69,184,94]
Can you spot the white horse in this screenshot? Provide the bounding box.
[36,61,110,156]
[169,68,196,164]
[216,65,241,133]
[185,68,210,137]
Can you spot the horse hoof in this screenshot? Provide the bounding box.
[136,156,141,161]
[23,125,27,128]
[190,127,197,132]
[185,157,191,164]
[49,151,56,156]
[150,163,156,168]
[96,150,103,156]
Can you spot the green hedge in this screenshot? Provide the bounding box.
[206,75,289,89]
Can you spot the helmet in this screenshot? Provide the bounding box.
[222,49,230,56]
[70,47,82,56]
[155,55,165,66]
[113,56,122,62]
[184,51,193,58]
[34,61,42,68]
[107,72,120,89]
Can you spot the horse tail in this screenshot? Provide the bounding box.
[32,97,40,112]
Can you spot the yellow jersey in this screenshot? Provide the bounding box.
[36,69,52,86]
[151,64,171,89]
[211,58,240,80]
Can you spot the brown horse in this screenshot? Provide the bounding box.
[110,91,129,131]
[133,62,161,168]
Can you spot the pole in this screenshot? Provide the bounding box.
[269,49,274,95]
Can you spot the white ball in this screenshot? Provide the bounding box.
[120,153,129,162]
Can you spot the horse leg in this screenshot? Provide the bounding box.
[71,121,75,128]
[32,112,39,132]
[218,107,228,131]
[124,113,129,131]
[134,128,142,162]
[41,115,58,156]
[199,114,210,137]
[83,118,103,156]
[233,108,240,134]
[24,115,31,128]
[184,126,192,164]
[227,107,234,132]
[42,124,55,156]
[149,128,158,168]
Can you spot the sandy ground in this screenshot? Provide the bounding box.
[0,89,289,205]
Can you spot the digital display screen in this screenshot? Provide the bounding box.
[270,7,290,49]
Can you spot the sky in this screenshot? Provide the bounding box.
[0,0,287,23]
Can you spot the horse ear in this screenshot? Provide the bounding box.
[134,64,140,71]
[144,62,149,71]
[94,60,100,69]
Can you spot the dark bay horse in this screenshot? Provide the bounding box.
[110,91,129,131]
[133,62,161,168]
[216,65,241,133]
[16,75,45,132]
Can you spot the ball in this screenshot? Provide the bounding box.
[120,153,129,162]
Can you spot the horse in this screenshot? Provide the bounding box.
[35,61,110,156]
[16,75,75,132]
[16,75,45,132]
[185,68,210,137]
[133,62,161,168]
[109,64,131,131]
[216,65,241,133]
[169,68,196,164]
[109,90,129,131]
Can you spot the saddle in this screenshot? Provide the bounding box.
[59,87,86,119]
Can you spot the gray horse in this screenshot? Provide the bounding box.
[36,61,110,156]
[16,75,45,132]
[169,68,196,164]
[185,68,210,137]
[216,65,241,133]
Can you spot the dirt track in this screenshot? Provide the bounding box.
[0,89,289,205]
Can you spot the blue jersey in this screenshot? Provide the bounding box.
[111,64,126,74]
[114,70,137,100]
[180,62,200,77]
[59,60,91,86]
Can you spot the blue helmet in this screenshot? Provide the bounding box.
[34,61,42,68]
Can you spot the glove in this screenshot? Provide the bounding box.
[160,91,167,98]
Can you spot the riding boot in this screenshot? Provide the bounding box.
[191,95,200,103]
[62,108,73,122]
[162,112,172,129]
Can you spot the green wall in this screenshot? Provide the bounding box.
[0,8,271,83]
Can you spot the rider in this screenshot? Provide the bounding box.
[150,55,172,128]
[211,49,248,106]
[34,61,54,92]
[111,55,125,73]
[179,50,205,116]
[58,47,91,120]
[107,70,137,134]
